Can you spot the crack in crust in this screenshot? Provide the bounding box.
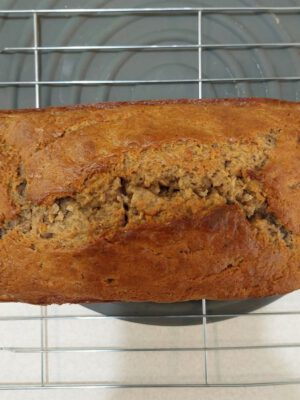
[0,130,293,248]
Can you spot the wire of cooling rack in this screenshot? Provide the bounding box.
[0,5,300,392]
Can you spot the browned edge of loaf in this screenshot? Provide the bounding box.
[0,96,291,115]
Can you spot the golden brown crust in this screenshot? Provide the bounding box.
[0,98,299,304]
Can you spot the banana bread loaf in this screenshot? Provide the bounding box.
[0,98,299,304]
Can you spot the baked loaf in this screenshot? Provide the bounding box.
[0,98,299,304]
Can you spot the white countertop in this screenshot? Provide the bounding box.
[0,290,299,399]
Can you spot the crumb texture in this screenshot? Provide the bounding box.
[0,130,292,248]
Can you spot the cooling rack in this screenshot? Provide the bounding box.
[0,3,300,398]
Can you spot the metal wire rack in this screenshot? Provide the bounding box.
[0,4,300,396]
